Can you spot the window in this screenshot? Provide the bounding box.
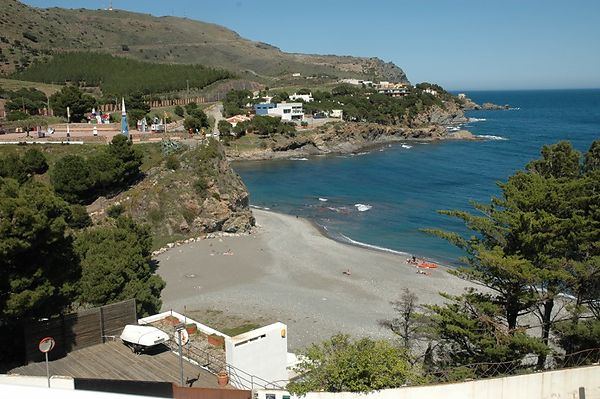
[265,394,276,399]
[283,109,291,114]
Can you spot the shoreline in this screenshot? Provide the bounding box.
[154,209,473,350]
[226,123,477,162]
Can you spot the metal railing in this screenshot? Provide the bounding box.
[151,321,284,390]
[428,347,600,382]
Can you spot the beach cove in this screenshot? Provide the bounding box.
[156,209,473,350]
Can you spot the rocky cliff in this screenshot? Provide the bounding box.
[227,121,474,161]
[409,101,468,127]
[91,141,254,246]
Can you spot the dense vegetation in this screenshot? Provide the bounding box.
[12,52,233,97]
[0,140,165,364]
[288,334,417,395]
[3,87,47,119]
[49,85,97,121]
[303,83,450,126]
[421,140,600,369]
[75,216,165,316]
[51,135,142,204]
[233,115,296,138]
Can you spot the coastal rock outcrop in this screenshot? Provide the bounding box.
[227,122,450,161]
[90,141,254,243]
[460,96,511,111]
[410,102,468,126]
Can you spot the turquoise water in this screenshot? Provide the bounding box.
[234,90,600,266]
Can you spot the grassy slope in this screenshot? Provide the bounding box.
[0,77,62,96]
[0,0,408,83]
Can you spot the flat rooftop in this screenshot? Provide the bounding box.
[10,341,225,388]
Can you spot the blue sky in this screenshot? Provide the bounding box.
[21,0,600,90]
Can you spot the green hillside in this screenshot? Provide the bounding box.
[13,52,232,96]
[0,0,409,84]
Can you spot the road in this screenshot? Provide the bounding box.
[205,102,224,136]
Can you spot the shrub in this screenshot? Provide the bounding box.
[21,148,48,174]
[194,177,208,193]
[165,154,180,170]
[107,204,124,218]
[69,204,92,229]
[174,105,184,117]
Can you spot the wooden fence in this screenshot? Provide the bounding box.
[23,299,137,363]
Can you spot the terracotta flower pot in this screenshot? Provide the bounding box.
[217,371,229,386]
[185,323,198,335]
[208,334,225,348]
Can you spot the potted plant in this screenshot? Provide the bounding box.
[208,333,225,349]
[185,323,198,335]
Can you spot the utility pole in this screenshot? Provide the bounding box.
[186,80,190,103]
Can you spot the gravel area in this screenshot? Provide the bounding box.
[155,210,473,351]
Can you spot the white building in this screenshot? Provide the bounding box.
[267,102,304,121]
[458,93,466,99]
[424,88,438,96]
[330,109,344,119]
[139,311,290,390]
[289,93,314,102]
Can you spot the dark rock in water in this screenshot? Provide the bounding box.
[459,96,510,111]
[481,102,511,110]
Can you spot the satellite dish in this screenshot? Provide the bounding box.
[39,337,56,353]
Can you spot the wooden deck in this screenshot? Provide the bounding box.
[10,341,226,388]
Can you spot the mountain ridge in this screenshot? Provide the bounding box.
[0,0,409,84]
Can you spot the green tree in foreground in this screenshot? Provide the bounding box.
[424,291,547,380]
[0,178,80,322]
[75,217,165,316]
[287,334,416,395]
[51,154,94,203]
[424,140,600,368]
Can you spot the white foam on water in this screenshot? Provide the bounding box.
[339,233,409,256]
[401,144,413,149]
[290,157,308,161]
[354,204,372,212]
[318,198,328,202]
[477,135,507,141]
[468,117,487,122]
[250,205,271,210]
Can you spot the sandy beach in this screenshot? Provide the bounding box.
[155,209,473,351]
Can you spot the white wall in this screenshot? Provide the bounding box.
[0,383,165,398]
[226,322,289,390]
[268,103,304,121]
[256,365,600,399]
[139,312,289,390]
[0,374,74,389]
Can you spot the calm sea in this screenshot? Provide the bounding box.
[233,89,600,266]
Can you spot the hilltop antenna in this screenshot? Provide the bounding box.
[108,1,113,11]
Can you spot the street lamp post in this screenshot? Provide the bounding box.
[175,323,185,386]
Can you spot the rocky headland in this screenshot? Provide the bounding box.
[90,141,255,246]
[461,96,511,111]
[227,101,475,161]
